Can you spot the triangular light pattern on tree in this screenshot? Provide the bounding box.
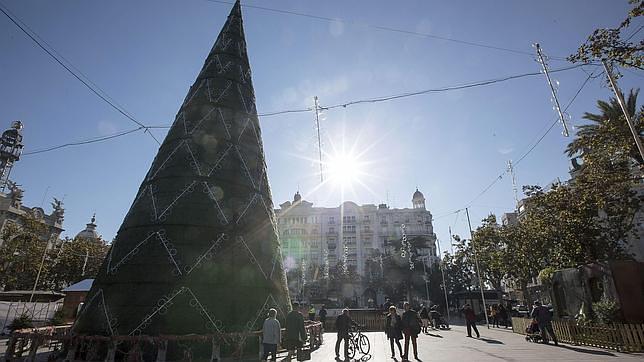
[73,0,291,356]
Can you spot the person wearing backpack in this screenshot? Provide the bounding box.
[401,302,421,361]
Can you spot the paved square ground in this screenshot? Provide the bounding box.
[311,325,643,361]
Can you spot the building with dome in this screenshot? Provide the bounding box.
[275,189,439,302]
[75,214,100,241]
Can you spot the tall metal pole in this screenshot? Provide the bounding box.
[435,238,451,322]
[421,257,430,304]
[535,43,570,137]
[507,160,519,206]
[602,60,644,162]
[29,241,49,316]
[448,226,454,254]
[465,207,489,328]
[314,96,324,182]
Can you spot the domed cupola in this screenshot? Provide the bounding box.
[76,214,99,241]
[412,188,426,209]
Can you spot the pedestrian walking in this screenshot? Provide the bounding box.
[530,301,558,345]
[419,304,430,333]
[261,309,281,362]
[491,304,499,328]
[401,302,421,361]
[498,304,508,328]
[308,305,316,321]
[385,305,404,359]
[462,304,480,338]
[319,305,327,329]
[284,302,307,360]
[335,308,358,360]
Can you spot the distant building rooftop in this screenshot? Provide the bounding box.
[62,279,94,292]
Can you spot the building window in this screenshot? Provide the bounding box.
[342,225,356,233]
[329,216,335,224]
[343,216,356,224]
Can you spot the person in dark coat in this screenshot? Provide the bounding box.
[319,305,327,329]
[335,308,358,359]
[385,305,404,358]
[419,305,430,333]
[462,304,480,338]
[530,301,558,345]
[401,302,421,361]
[498,304,508,328]
[284,302,307,360]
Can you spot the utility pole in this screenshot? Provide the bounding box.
[465,207,490,328]
[448,226,454,254]
[534,43,570,137]
[314,96,324,182]
[435,238,451,322]
[29,240,50,317]
[602,60,644,162]
[507,160,519,206]
[421,256,430,304]
[82,249,90,277]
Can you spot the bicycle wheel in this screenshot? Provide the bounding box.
[358,333,371,354]
[347,338,356,359]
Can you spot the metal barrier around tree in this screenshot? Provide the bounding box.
[4,321,324,361]
[511,317,644,352]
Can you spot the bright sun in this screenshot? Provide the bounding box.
[326,153,362,187]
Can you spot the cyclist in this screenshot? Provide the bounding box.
[335,308,359,359]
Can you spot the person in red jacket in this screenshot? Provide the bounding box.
[462,304,480,338]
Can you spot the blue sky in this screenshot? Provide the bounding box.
[0,0,641,254]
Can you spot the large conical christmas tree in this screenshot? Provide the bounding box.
[74,0,290,352]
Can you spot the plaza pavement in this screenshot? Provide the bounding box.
[310,324,643,361]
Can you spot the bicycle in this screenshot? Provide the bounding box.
[347,326,370,359]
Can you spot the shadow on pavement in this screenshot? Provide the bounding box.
[556,344,616,356]
[426,333,443,338]
[478,337,504,344]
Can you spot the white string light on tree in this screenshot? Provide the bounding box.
[400,224,414,270]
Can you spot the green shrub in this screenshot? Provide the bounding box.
[7,313,33,332]
[592,298,620,324]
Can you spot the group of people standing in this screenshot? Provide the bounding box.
[488,303,510,328]
[384,302,422,361]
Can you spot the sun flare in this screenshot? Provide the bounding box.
[326,153,363,188]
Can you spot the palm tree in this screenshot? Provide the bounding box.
[566,89,642,165]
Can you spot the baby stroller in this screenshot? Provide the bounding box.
[429,305,450,330]
[525,319,542,343]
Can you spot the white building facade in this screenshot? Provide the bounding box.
[275,189,439,277]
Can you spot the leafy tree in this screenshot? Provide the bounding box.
[0,218,50,291]
[441,236,474,295]
[46,236,110,290]
[566,89,642,165]
[569,0,643,70]
[470,215,507,291]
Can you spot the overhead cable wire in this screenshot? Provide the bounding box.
[22,65,593,154]
[23,127,145,155]
[0,2,161,145]
[463,69,598,207]
[204,0,567,59]
[24,64,592,155]
[321,64,594,111]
